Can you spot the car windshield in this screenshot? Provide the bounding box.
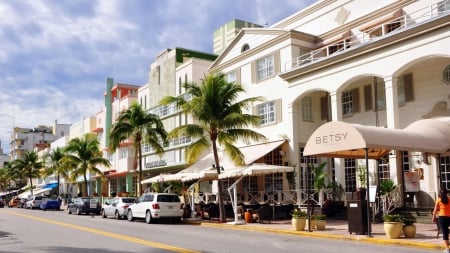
[157,195,180,202]
[121,198,135,203]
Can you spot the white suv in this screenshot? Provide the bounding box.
[126,193,183,224]
[26,195,46,209]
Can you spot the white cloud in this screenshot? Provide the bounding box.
[0,0,317,154]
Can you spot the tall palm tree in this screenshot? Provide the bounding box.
[160,72,266,222]
[42,147,68,197]
[12,151,43,196]
[109,102,167,197]
[64,133,111,197]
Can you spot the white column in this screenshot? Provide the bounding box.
[329,91,342,122]
[329,91,344,198]
[384,76,400,185]
[384,76,399,129]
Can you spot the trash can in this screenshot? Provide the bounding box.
[347,200,368,235]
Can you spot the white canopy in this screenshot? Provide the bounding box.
[219,163,294,179]
[141,140,287,184]
[304,118,450,158]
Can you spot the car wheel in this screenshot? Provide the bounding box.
[114,210,120,220]
[101,209,107,218]
[127,210,134,222]
[67,207,72,214]
[76,208,81,215]
[145,211,152,224]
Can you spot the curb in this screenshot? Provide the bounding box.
[198,222,443,250]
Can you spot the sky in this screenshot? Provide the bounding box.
[0,0,317,153]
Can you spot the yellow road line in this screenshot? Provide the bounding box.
[5,210,200,253]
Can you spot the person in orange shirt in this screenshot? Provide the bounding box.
[433,188,450,253]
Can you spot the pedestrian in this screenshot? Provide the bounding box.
[432,188,450,253]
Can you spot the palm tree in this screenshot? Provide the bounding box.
[109,102,167,197]
[12,151,43,196]
[42,147,68,197]
[160,72,266,222]
[64,133,111,197]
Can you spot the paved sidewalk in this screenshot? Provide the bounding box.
[193,219,444,250]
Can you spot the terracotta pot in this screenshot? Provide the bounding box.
[292,218,306,231]
[384,222,403,239]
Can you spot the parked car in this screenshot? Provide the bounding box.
[8,197,21,207]
[26,195,46,209]
[40,198,61,211]
[126,193,183,224]
[101,197,136,220]
[0,198,5,208]
[67,197,101,215]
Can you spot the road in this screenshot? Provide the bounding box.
[0,207,438,253]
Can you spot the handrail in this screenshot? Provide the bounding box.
[284,2,450,72]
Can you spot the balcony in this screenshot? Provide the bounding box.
[283,1,450,73]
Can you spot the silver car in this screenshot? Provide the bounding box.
[126,193,183,224]
[101,197,136,220]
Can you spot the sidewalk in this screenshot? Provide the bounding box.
[193,219,444,250]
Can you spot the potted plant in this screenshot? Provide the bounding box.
[401,214,417,238]
[314,214,327,230]
[356,165,367,201]
[291,208,307,231]
[383,214,403,239]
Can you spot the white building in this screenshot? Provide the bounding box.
[206,0,450,209]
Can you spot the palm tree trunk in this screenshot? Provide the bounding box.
[212,141,226,223]
[138,143,143,196]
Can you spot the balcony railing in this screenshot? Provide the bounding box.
[284,1,450,72]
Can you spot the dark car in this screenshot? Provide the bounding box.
[67,197,101,215]
[0,198,5,208]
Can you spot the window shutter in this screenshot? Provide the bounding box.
[352,88,360,113]
[364,84,373,111]
[274,51,281,74]
[403,73,414,102]
[320,96,329,120]
[251,62,256,83]
[276,99,282,123]
[236,68,241,84]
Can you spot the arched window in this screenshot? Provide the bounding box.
[241,43,250,52]
[443,65,450,85]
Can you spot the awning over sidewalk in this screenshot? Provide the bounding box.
[143,140,287,184]
[218,163,294,179]
[304,119,450,159]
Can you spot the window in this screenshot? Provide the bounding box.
[328,39,350,55]
[302,96,313,121]
[264,147,283,166]
[440,156,450,190]
[401,151,410,172]
[258,101,275,125]
[342,88,359,116]
[299,146,318,191]
[226,71,236,83]
[344,159,356,192]
[377,156,390,182]
[241,43,250,52]
[443,65,450,85]
[398,73,414,105]
[256,55,274,81]
[438,0,450,13]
